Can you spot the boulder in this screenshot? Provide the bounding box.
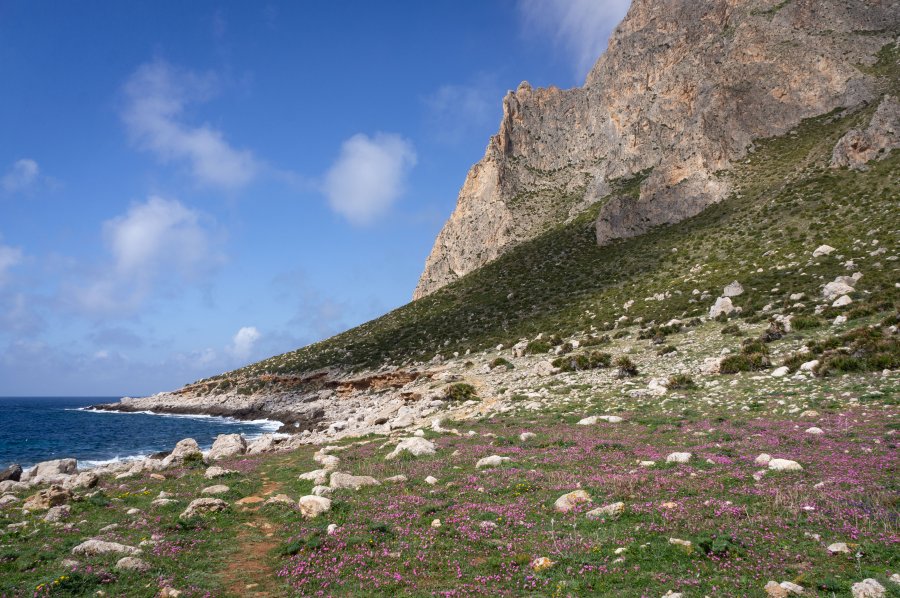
[666,452,692,464]
[768,459,802,472]
[264,494,294,506]
[519,432,536,442]
[298,495,331,519]
[822,281,854,301]
[709,297,736,319]
[0,480,28,493]
[0,464,22,482]
[723,281,744,297]
[201,484,230,495]
[383,474,408,484]
[43,505,71,522]
[385,437,436,460]
[827,542,850,554]
[23,458,78,483]
[22,485,72,511]
[832,295,853,307]
[299,469,330,485]
[851,579,886,598]
[163,438,202,466]
[476,455,510,469]
[577,416,599,425]
[813,244,835,257]
[554,489,591,513]
[64,472,99,490]
[585,502,625,519]
[204,466,234,479]
[180,498,228,519]
[329,472,380,491]
[206,434,246,461]
[72,539,140,557]
[0,494,18,507]
[116,556,151,572]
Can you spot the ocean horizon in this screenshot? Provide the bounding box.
[0,396,280,470]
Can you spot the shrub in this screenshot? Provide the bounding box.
[657,345,677,356]
[553,351,612,372]
[444,383,478,402]
[581,334,611,347]
[720,352,771,374]
[740,339,770,355]
[489,357,514,370]
[812,325,899,376]
[720,324,741,335]
[760,320,786,342]
[615,355,638,378]
[524,340,552,355]
[667,374,697,390]
[791,315,821,330]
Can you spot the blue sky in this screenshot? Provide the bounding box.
[0,0,631,396]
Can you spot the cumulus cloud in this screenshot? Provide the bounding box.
[323,133,417,225]
[2,159,40,194]
[121,60,259,189]
[230,326,261,360]
[0,243,23,285]
[518,0,632,81]
[72,196,223,315]
[424,76,501,144]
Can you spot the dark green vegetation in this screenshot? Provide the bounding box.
[196,48,898,394]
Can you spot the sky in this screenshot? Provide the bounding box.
[0,0,631,396]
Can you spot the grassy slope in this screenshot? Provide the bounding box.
[202,45,898,392]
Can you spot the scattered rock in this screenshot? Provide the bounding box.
[519,432,536,442]
[383,474,408,484]
[22,485,72,511]
[554,489,591,513]
[723,281,744,297]
[668,538,692,550]
[666,452,692,464]
[577,416,599,425]
[116,556,151,572]
[476,455,510,468]
[201,484,230,495]
[822,280,854,301]
[430,518,442,528]
[812,245,835,257]
[765,581,804,597]
[709,297,736,319]
[425,476,438,485]
[851,579,886,598]
[206,434,246,461]
[298,495,331,519]
[204,466,233,479]
[771,366,789,378]
[180,498,228,519]
[768,459,802,472]
[530,556,554,572]
[299,469,330,485]
[385,437,436,460]
[805,427,824,435]
[264,494,294,506]
[329,472,380,491]
[827,542,850,554]
[0,494,18,507]
[163,438,202,466]
[586,502,624,519]
[43,505,71,522]
[72,539,141,557]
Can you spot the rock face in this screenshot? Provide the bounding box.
[413,0,897,299]
[832,95,900,169]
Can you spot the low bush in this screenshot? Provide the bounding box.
[444,383,478,402]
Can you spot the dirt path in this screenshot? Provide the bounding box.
[221,473,284,597]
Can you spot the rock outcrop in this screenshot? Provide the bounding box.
[414,0,898,298]
[831,95,900,169]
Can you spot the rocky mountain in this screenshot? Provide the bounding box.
[413,0,899,299]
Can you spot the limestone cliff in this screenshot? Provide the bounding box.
[414,0,899,299]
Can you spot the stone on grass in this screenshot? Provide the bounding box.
[771,366,789,378]
[827,542,850,554]
[298,495,331,519]
[813,244,835,257]
[0,494,18,507]
[666,452,692,464]
[206,434,246,461]
[832,295,853,307]
[264,494,294,506]
[476,455,510,469]
[43,505,70,522]
[23,485,72,511]
[204,466,233,479]
[519,432,536,442]
[766,581,805,596]
[669,538,692,549]
[755,453,773,465]
[430,518,441,528]
[201,484,230,495]
[72,539,140,557]
[298,469,330,485]
[425,476,438,485]
[800,360,819,372]
[709,297,736,319]
[768,459,802,472]
[851,579,886,598]
[383,474,408,484]
[180,498,228,519]
[554,489,591,513]
[598,415,623,423]
[723,281,744,297]
[585,502,624,520]
[385,437,436,460]
[116,556,151,572]
[530,557,554,572]
[823,281,854,301]
[577,416,599,425]
[805,427,824,435]
[329,472,380,491]
[163,438,202,466]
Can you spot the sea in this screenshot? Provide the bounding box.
[0,397,280,470]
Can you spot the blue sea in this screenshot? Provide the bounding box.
[0,397,280,470]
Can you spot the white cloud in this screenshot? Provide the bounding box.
[2,159,40,193]
[0,243,23,285]
[518,0,632,81]
[323,133,417,226]
[230,326,261,360]
[121,60,259,189]
[72,196,223,315]
[424,76,501,144]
